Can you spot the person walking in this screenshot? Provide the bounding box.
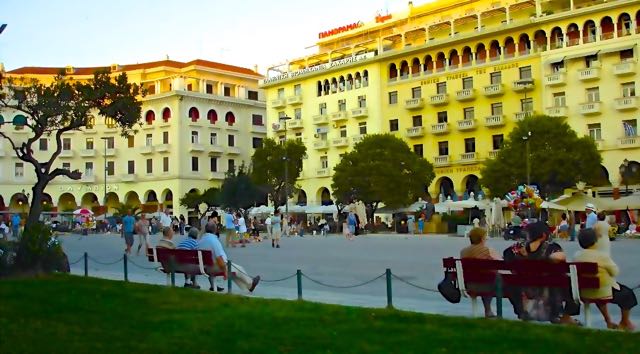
[271,210,282,248]
[178,214,186,235]
[264,213,272,239]
[135,214,150,256]
[223,210,235,248]
[122,211,136,255]
[346,210,357,241]
[237,212,247,248]
[11,213,21,239]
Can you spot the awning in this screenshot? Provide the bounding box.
[544,56,565,65]
[12,114,27,126]
[600,44,636,55]
[564,51,599,61]
[0,114,4,125]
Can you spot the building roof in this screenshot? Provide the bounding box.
[7,59,262,77]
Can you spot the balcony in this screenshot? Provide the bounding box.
[484,115,505,127]
[578,102,601,115]
[286,95,303,105]
[514,111,535,121]
[545,72,566,86]
[459,152,478,164]
[614,96,638,111]
[189,143,205,152]
[433,155,451,167]
[80,149,96,157]
[455,89,475,101]
[483,84,504,96]
[546,106,568,117]
[81,174,96,183]
[156,144,171,153]
[488,150,500,159]
[457,119,477,131]
[613,61,636,76]
[121,174,137,182]
[59,150,74,158]
[331,137,350,148]
[431,122,449,135]
[316,168,331,177]
[104,148,116,157]
[271,98,286,108]
[578,67,600,81]
[209,145,224,154]
[405,98,425,110]
[429,94,449,105]
[83,128,97,134]
[140,145,154,155]
[618,136,640,149]
[208,172,225,180]
[251,125,267,134]
[352,135,366,144]
[512,79,535,92]
[141,124,154,131]
[405,126,425,138]
[594,140,604,151]
[330,111,348,122]
[351,107,368,119]
[313,140,329,150]
[312,114,329,125]
[226,146,241,155]
[288,119,304,129]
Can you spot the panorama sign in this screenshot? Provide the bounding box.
[261,52,375,85]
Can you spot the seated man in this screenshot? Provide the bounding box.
[176,228,201,289]
[573,228,636,331]
[460,227,501,318]
[157,227,176,249]
[198,222,260,293]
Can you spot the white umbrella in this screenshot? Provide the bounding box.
[306,204,338,214]
[435,198,463,213]
[541,201,568,210]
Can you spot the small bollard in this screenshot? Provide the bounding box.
[386,268,393,309]
[169,256,176,287]
[83,252,88,277]
[227,260,232,294]
[495,273,503,318]
[297,269,302,300]
[123,254,129,282]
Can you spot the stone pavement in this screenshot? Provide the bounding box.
[59,232,640,330]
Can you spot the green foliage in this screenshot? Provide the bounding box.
[219,164,266,210]
[331,134,435,217]
[112,203,142,217]
[480,115,602,198]
[251,138,307,208]
[179,188,220,218]
[14,222,66,273]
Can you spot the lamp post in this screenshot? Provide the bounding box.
[279,116,292,217]
[522,131,532,185]
[619,158,638,197]
[100,137,109,213]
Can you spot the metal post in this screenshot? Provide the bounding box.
[227,260,232,294]
[123,253,128,282]
[101,137,108,214]
[297,269,302,300]
[526,138,530,186]
[84,252,88,277]
[169,256,176,287]
[495,273,503,318]
[284,119,289,217]
[386,268,393,309]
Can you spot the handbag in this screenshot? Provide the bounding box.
[438,271,461,304]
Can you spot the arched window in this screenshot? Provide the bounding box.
[461,47,472,66]
[323,80,330,95]
[489,40,501,61]
[599,17,614,40]
[354,72,362,88]
[476,43,487,63]
[423,55,434,73]
[411,58,421,76]
[145,110,155,125]
[533,30,547,51]
[346,74,354,90]
[207,109,218,124]
[448,50,459,67]
[188,107,200,122]
[389,63,398,80]
[618,13,632,36]
[566,23,579,46]
[363,70,369,87]
[435,52,446,71]
[504,37,516,58]
[583,20,597,43]
[225,112,235,126]
[550,27,564,49]
[338,76,345,91]
[317,81,322,97]
[162,107,171,122]
[518,34,531,55]
[399,60,410,78]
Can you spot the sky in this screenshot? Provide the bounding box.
[0,0,434,74]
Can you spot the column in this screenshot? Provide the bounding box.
[477,15,482,31]
[471,52,477,66]
[500,46,505,60]
[614,22,618,38]
[596,26,601,42]
[570,0,574,11]
[514,43,519,57]
[506,7,510,24]
[535,0,541,17]
[425,26,430,41]
[450,21,455,37]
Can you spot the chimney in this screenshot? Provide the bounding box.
[253,64,259,73]
[408,1,413,8]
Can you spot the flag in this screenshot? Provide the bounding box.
[623,122,636,137]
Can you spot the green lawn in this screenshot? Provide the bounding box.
[0,275,638,354]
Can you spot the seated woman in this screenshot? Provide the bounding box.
[460,227,501,318]
[573,228,637,330]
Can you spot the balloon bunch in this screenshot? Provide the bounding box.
[504,185,543,211]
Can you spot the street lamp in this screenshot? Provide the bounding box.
[619,158,638,197]
[522,131,532,185]
[279,116,292,217]
[100,137,109,213]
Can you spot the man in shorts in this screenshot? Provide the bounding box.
[135,214,150,256]
[122,211,136,255]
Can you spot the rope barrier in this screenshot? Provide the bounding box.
[67,256,84,265]
[301,272,385,289]
[87,255,124,266]
[127,258,162,271]
[261,273,298,283]
[391,273,439,293]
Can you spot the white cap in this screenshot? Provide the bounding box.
[585,203,597,212]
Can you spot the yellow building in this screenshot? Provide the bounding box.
[261,0,640,205]
[0,59,266,217]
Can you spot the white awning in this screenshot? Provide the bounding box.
[599,44,636,55]
[564,50,599,61]
[544,56,565,65]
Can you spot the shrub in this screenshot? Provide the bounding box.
[14,222,68,274]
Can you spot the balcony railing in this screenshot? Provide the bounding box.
[429,94,449,105]
[288,119,304,129]
[209,145,224,154]
[488,150,500,159]
[60,150,74,158]
[121,174,137,182]
[352,135,366,144]
[546,106,568,117]
[514,111,535,121]
[484,115,505,127]
[80,149,96,157]
[578,102,601,115]
[330,111,348,122]
[457,119,477,131]
[431,122,449,135]
[351,107,368,119]
[512,79,535,92]
[459,152,477,163]
[104,148,116,157]
[405,126,425,138]
[271,98,286,108]
[545,72,566,86]
[433,155,450,166]
[313,140,329,150]
[331,137,350,148]
[156,144,171,153]
[286,95,303,105]
[189,143,205,152]
[578,67,600,81]
[140,145,154,155]
[483,84,504,96]
[455,89,476,101]
[405,98,425,110]
[312,114,329,125]
[613,61,636,76]
[208,172,225,180]
[614,96,638,111]
[618,136,639,148]
[316,168,330,177]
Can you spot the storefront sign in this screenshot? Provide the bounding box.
[318,21,364,39]
[435,165,481,175]
[375,14,392,23]
[261,52,375,85]
[57,184,119,193]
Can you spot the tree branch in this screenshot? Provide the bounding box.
[48,168,82,181]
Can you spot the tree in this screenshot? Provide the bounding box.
[480,115,602,198]
[0,71,143,228]
[331,134,435,223]
[251,138,306,209]
[112,203,142,218]
[219,164,267,210]
[178,188,220,219]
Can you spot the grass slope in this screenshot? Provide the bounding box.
[0,275,638,354]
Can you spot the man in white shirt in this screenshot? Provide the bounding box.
[264,214,272,239]
[160,209,172,232]
[198,222,260,292]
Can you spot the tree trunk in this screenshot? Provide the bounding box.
[25,180,47,230]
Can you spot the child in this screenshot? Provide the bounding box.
[573,228,637,330]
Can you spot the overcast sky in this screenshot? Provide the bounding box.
[0,0,435,73]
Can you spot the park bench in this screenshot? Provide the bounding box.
[147,248,233,286]
[441,257,606,327]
